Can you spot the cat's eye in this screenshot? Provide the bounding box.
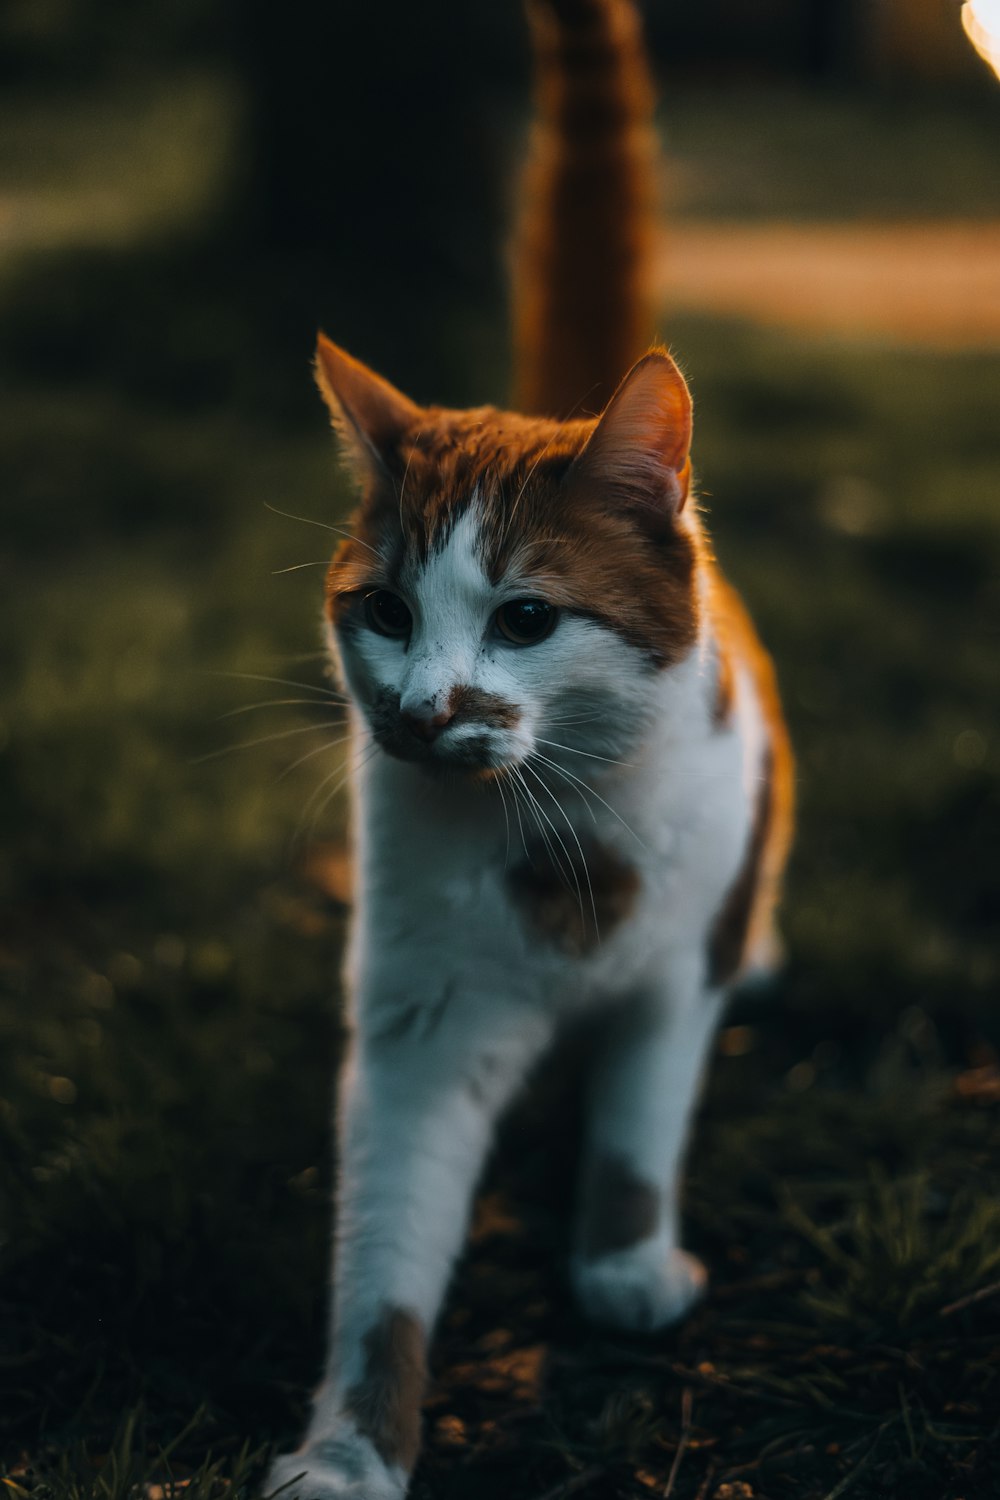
[495,598,557,646]
[365,590,412,638]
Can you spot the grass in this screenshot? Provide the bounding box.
[1,69,999,1500]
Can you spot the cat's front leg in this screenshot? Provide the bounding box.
[266,987,553,1500]
[571,968,723,1334]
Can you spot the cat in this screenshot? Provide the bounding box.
[266,1,794,1497]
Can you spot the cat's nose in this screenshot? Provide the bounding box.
[401,706,454,743]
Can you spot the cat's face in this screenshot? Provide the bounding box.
[317,337,701,778]
[329,505,663,775]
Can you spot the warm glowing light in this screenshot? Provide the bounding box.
[962,0,1000,80]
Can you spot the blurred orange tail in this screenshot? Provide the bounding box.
[513,0,658,418]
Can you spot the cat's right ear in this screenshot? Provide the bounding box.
[314,333,422,484]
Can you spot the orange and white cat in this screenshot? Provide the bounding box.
[267,2,793,1497]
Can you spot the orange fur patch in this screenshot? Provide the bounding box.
[579,1151,660,1257]
[344,1305,427,1473]
[708,748,774,988]
[711,640,736,731]
[508,836,640,955]
[705,564,795,980]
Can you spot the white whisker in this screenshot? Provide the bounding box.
[264,501,380,558]
[524,761,598,937]
[193,720,345,765]
[529,751,598,823]
[492,775,512,870]
[502,769,531,862]
[208,670,343,700]
[512,765,577,901]
[398,428,422,532]
[530,750,647,849]
[266,649,331,663]
[217,698,346,720]
[510,766,560,878]
[534,736,635,768]
[543,711,607,729]
[294,759,348,844]
[296,743,378,854]
[277,732,354,780]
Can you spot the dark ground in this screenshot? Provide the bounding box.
[1,35,999,1500]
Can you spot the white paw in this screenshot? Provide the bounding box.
[572,1242,707,1333]
[264,1440,406,1500]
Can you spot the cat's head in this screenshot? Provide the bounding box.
[315,334,703,777]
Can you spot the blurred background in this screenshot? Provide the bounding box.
[1,3,999,1498]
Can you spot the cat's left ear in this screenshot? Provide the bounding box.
[570,349,692,518]
[314,332,422,482]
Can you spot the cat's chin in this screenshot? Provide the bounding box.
[373,736,517,780]
[406,756,514,786]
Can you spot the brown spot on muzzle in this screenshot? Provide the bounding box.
[579,1152,660,1258]
[369,687,515,772]
[344,1305,427,1472]
[448,684,520,729]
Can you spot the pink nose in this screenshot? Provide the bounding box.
[401,707,454,743]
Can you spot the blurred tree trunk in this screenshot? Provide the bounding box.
[234,2,522,402]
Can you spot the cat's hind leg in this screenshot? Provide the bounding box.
[571,967,722,1334]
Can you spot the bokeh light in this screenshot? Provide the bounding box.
[962,0,1000,79]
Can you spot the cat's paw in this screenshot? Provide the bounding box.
[264,1440,406,1500]
[572,1242,707,1333]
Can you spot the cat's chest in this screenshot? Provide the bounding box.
[505,831,642,958]
[356,753,739,990]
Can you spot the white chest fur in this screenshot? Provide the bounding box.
[349,641,760,1027]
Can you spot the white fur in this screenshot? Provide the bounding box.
[266,502,768,1499]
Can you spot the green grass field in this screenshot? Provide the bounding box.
[1,73,999,1500]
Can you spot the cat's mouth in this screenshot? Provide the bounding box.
[374,725,511,776]
[369,688,523,777]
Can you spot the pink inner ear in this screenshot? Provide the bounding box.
[574,350,693,511]
[314,333,422,469]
